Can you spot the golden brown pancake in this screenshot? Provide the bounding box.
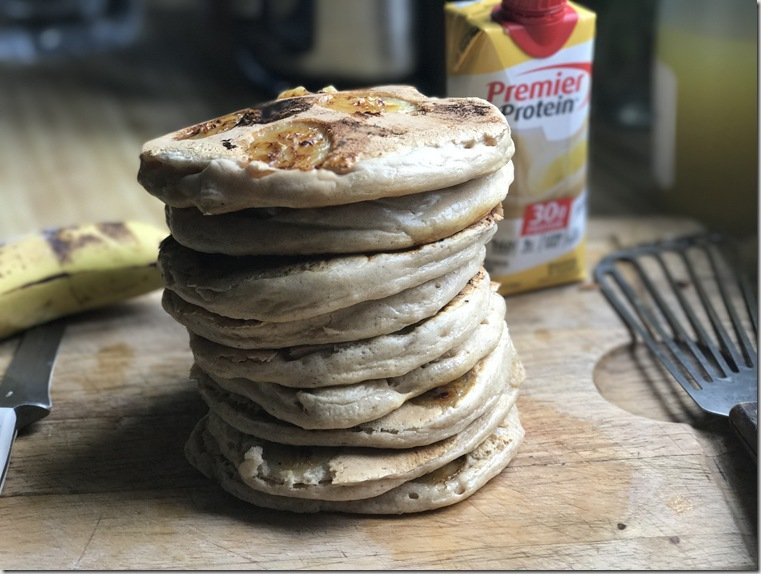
[164,163,512,256]
[184,405,524,514]
[138,85,514,212]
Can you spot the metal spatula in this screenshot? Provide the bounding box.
[594,233,758,459]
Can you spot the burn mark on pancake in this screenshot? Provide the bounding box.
[483,134,499,146]
[331,117,407,139]
[429,100,495,120]
[256,97,316,124]
[320,118,407,174]
[175,110,249,140]
[412,374,471,407]
[175,99,316,140]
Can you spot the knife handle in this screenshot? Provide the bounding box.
[0,407,18,494]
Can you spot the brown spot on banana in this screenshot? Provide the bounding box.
[96,222,135,242]
[43,226,103,264]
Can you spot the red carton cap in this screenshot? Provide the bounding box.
[498,0,566,21]
[492,0,578,57]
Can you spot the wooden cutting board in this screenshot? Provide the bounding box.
[0,217,756,570]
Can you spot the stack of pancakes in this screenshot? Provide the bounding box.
[138,85,525,514]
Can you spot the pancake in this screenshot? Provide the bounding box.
[158,211,498,322]
[185,405,524,514]
[197,330,522,448]
[189,274,497,388]
[161,259,482,349]
[138,85,514,212]
[201,379,517,502]
[164,162,512,256]
[190,303,506,430]
[141,82,526,516]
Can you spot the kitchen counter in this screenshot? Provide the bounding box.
[0,2,757,570]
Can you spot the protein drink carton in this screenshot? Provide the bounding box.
[446,0,596,295]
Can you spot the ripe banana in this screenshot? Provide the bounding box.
[0,221,167,340]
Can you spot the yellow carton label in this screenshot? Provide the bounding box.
[446,0,596,295]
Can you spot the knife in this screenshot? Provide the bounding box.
[0,320,66,494]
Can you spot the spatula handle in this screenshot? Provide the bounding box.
[729,402,757,462]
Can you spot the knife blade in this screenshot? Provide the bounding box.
[0,320,65,494]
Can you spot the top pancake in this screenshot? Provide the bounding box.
[138,85,514,212]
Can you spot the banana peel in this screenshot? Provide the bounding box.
[0,221,167,340]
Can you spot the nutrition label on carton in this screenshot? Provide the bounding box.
[486,191,586,275]
[445,0,596,294]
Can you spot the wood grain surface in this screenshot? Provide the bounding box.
[0,216,757,570]
[0,3,756,569]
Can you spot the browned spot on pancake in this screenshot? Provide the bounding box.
[175,98,316,140]
[320,150,358,173]
[411,372,473,407]
[429,100,496,120]
[257,97,315,123]
[319,118,407,174]
[175,110,250,140]
[43,226,104,264]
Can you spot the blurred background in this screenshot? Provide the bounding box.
[0,0,757,255]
